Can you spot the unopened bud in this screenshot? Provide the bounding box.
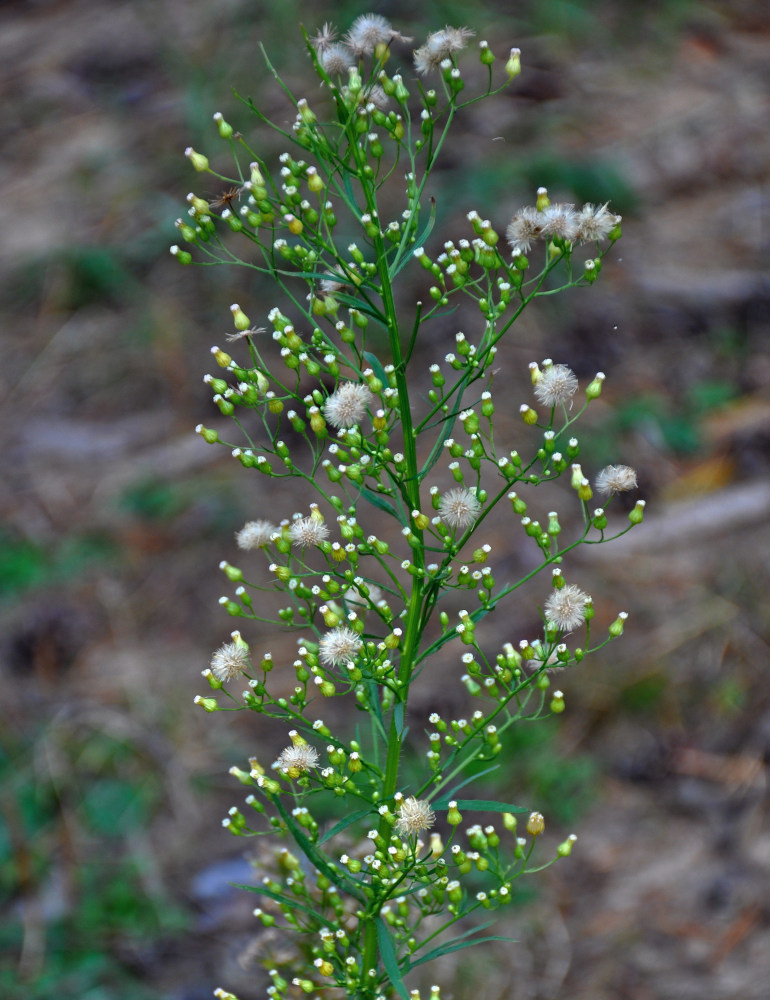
[185,146,210,172]
[505,47,521,79]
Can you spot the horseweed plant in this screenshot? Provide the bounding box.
[175,14,642,1000]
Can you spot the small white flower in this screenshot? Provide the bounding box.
[321,43,355,76]
[311,22,337,53]
[323,382,373,429]
[540,203,578,242]
[533,364,578,407]
[506,206,546,253]
[575,202,621,243]
[414,25,474,74]
[595,464,638,495]
[395,797,435,836]
[319,626,362,666]
[345,14,411,56]
[235,519,276,550]
[438,487,481,531]
[288,516,329,548]
[210,642,250,682]
[544,585,590,632]
[275,742,320,776]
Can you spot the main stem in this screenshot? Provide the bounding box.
[358,159,425,997]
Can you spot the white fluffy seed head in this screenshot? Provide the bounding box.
[533,364,578,407]
[318,626,362,666]
[210,642,250,682]
[288,517,329,548]
[235,519,277,549]
[544,584,590,632]
[438,487,481,531]
[595,464,638,495]
[395,797,436,836]
[323,382,374,429]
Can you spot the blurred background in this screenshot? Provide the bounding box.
[1,0,769,998]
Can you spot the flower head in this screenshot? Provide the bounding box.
[544,584,590,632]
[235,519,276,550]
[540,203,578,242]
[414,25,474,74]
[319,626,362,666]
[395,796,435,836]
[345,14,411,57]
[575,202,621,243]
[323,382,373,429]
[210,641,250,682]
[321,43,355,77]
[363,84,389,110]
[275,742,320,777]
[533,364,578,407]
[506,206,547,253]
[288,515,329,548]
[595,464,638,495]
[438,487,481,531]
[311,22,338,53]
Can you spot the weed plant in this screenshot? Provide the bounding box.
[175,14,643,1000]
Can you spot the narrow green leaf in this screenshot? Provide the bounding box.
[318,808,372,846]
[273,798,365,902]
[407,934,515,970]
[377,917,410,1000]
[360,487,398,518]
[409,917,496,959]
[433,765,500,802]
[390,199,437,279]
[393,701,406,738]
[232,883,336,929]
[363,351,389,388]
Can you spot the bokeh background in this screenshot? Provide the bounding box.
[1,1,769,998]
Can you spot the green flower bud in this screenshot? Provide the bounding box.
[194,695,219,712]
[609,612,628,637]
[526,811,545,837]
[169,245,192,265]
[196,424,219,444]
[628,499,646,524]
[586,371,606,400]
[185,146,210,172]
[479,40,495,66]
[550,691,566,714]
[505,47,521,79]
[502,812,518,833]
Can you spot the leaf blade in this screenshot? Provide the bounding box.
[377,917,410,1000]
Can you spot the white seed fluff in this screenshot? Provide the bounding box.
[318,626,363,666]
[533,364,579,407]
[395,797,436,836]
[288,516,330,548]
[438,487,481,531]
[323,382,374,429]
[595,464,638,495]
[210,642,251,682]
[235,519,277,549]
[544,585,590,632]
[275,743,320,775]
